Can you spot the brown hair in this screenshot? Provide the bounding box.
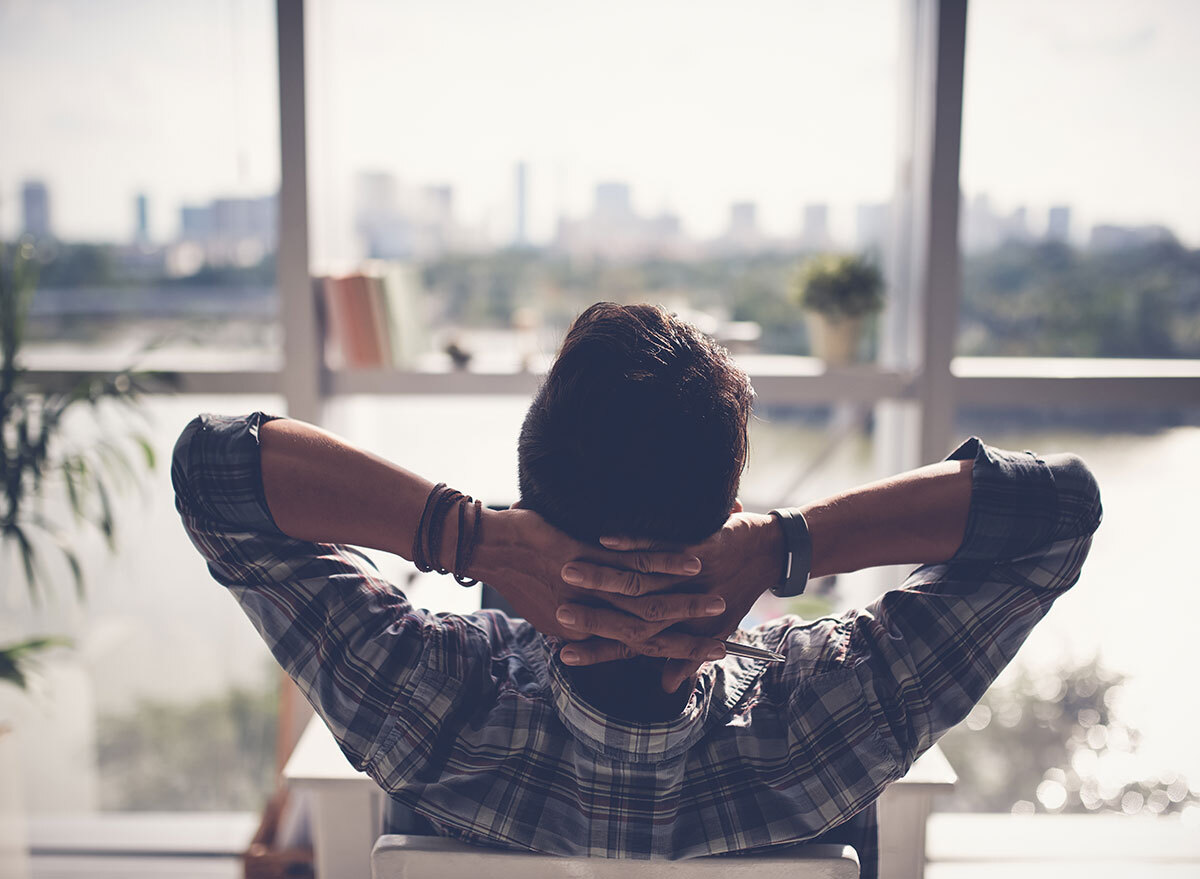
[517,303,754,718]
[518,302,753,547]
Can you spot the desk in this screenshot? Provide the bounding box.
[284,716,955,879]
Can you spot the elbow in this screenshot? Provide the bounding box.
[171,415,207,515]
[1045,452,1103,540]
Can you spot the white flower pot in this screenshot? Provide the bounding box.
[806,312,865,366]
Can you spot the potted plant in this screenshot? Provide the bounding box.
[1,241,163,872]
[792,252,884,365]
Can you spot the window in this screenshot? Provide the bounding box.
[937,406,1200,819]
[308,0,899,368]
[0,396,283,813]
[0,0,282,370]
[957,0,1200,358]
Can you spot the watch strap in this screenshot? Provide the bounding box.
[768,507,812,598]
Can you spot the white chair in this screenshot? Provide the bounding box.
[372,834,860,879]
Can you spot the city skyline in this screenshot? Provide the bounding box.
[17,171,1170,272]
[2,0,1198,248]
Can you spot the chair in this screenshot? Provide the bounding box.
[371,834,860,879]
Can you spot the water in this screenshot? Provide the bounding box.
[2,394,1197,811]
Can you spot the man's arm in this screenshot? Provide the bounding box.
[846,441,1102,770]
[801,457,974,577]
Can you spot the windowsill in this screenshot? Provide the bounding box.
[20,344,281,375]
[953,356,1200,379]
[18,353,1200,407]
[28,811,258,858]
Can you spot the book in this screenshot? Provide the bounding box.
[320,274,386,368]
[318,264,428,369]
[363,260,429,369]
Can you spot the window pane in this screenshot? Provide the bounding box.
[0,1,281,369]
[309,0,898,367]
[937,407,1200,817]
[0,395,283,813]
[958,0,1200,358]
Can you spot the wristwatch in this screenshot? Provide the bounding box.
[768,508,812,598]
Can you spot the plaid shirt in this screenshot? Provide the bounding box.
[173,413,1101,874]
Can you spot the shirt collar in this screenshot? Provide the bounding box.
[543,639,769,764]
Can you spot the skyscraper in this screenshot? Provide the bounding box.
[719,201,765,254]
[1046,205,1071,243]
[800,203,831,251]
[21,180,51,239]
[135,193,150,243]
[515,161,529,246]
[594,182,632,223]
[728,202,758,237]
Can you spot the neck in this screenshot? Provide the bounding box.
[567,657,694,723]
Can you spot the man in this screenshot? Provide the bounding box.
[173,302,1101,875]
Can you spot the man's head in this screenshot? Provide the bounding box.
[517,303,754,720]
[518,302,753,547]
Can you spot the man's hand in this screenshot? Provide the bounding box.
[553,511,785,690]
[470,507,726,643]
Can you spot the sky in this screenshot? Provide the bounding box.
[1,0,1198,254]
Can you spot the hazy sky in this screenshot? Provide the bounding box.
[2,0,1198,253]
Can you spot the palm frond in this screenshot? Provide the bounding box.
[61,455,85,523]
[0,637,72,690]
[134,435,156,470]
[27,512,86,599]
[6,521,41,602]
[1,241,157,615]
[95,438,137,490]
[94,474,116,550]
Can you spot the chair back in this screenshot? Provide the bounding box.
[371,834,859,879]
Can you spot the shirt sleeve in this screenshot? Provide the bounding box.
[171,412,485,778]
[843,438,1103,775]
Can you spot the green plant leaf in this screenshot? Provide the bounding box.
[28,512,86,600]
[0,636,72,691]
[6,521,41,601]
[1,243,156,608]
[94,475,116,549]
[135,436,156,470]
[96,438,136,490]
[62,455,85,523]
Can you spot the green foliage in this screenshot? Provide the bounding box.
[0,636,70,689]
[420,251,812,352]
[418,240,1200,360]
[791,253,885,319]
[31,241,274,289]
[96,679,279,810]
[959,240,1200,357]
[1,241,167,689]
[35,243,120,288]
[938,656,1199,816]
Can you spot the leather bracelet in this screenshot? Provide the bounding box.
[413,483,482,586]
[768,508,812,598]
